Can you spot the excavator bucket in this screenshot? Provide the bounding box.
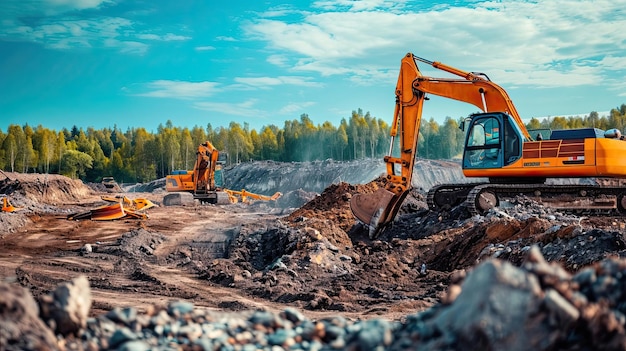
[131,198,157,211]
[350,188,395,238]
[350,188,409,239]
[101,195,157,211]
[68,202,127,221]
[90,203,127,221]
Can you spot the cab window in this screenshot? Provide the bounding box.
[464,116,501,168]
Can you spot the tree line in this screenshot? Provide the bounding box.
[1,104,625,184]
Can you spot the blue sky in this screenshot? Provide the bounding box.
[1,0,625,133]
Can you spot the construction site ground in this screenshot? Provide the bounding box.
[3,160,626,349]
[0,181,439,321]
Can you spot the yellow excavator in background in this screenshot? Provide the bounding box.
[166,141,281,204]
[223,189,283,203]
[351,52,626,238]
[166,141,230,203]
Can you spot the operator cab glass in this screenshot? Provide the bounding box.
[463,113,522,169]
[214,167,224,188]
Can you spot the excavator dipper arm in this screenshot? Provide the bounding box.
[350,53,424,238]
[193,141,220,196]
[350,53,533,238]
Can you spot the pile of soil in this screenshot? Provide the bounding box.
[0,172,94,205]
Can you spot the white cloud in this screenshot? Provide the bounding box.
[47,0,111,11]
[162,33,191,41]
[114,40,149,55]
[267,54,288,66]
[259,4,300,18]
[195,46,216,51]
[136,34,160,40]
[279,102,316,114]
[137,33,191,41]
[0,0,189,53]
[216,36,237,42]
[194,99,263,117]
[312,0,405,11]
[245,0,626,91]
[138,80,220,99]
[234,76,323,88]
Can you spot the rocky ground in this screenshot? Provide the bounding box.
[2,159,626,350]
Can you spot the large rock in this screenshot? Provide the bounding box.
[430,260,554,350]
[163,192,195,206]
[39,275,92,336]
[0,282,58,350]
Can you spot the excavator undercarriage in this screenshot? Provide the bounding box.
[428,182,626,216]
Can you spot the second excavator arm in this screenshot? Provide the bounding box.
[194,141,220,196]
[350,53,531,238]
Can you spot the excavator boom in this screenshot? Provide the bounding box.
[350,53,423,238]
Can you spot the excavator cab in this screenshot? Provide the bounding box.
[214,165,225,189]
[462,112,523,169]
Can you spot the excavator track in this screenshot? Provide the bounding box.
[427,183,486,211]
[459,183,626,216]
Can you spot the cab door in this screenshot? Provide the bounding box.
[463,113,522,169]
[463,114,503,169]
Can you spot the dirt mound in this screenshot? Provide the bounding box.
[0,172,99,234]
[0,172,94,205]
[286,177,386,232]
[191,175,626,320]
[190,178,450,315]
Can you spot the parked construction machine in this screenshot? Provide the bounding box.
[351,52,626,238]
[166,141,231,204]
[166,141,281,204]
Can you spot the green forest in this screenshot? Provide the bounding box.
[1,104,626,184]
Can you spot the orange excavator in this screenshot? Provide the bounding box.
[351,52,626,238]
[166,141,281,204]
[166,141,230,203]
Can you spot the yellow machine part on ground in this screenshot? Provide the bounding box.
[101,195,158,211]
[1,197,22,213]
[67,196,156,221]
[223,189,282,203]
